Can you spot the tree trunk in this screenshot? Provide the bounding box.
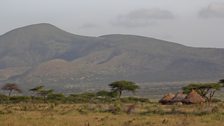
[118,90,122,99]
[208,90,216,103]
[8,90,13,97]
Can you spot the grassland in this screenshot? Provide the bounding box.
[0,102,224,126]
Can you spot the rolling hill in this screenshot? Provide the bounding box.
[0,23,223,91]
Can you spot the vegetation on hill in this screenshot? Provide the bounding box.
[0,23,224,89]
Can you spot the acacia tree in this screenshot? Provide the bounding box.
[39,89,54,101]
[182,83,222,102]
[109,80,139,99]
[1,83,22,96]
[219,79,224,87]
[29,86,44,97]
[29,86,53,102]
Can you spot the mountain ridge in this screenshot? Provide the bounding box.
[0,23,223,91]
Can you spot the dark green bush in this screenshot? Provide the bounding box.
[66,92,96,103]
[96,90,117,98]
[121,97,150,103]
[0,93,8,103]
[47,93,65,101]
[211,98,222,103]
[9,96,31,103]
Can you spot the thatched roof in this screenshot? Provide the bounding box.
[183,90,205,104]
[170,92,186,103]
[159,93,175,104]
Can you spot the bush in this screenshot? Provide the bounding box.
[108,101,122,114]
[211,106,220,113]
[121,97,150,103]
[96,90,117,98]
[0,93,8,103]
[67,92,96,103]
[211,98,222,103]
[9,96,31,103]
[47,93,65,101]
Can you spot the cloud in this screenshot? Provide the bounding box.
[111,9,174,28]
[199,3,224,18]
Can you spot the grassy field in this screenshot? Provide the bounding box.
[0,102,224,126]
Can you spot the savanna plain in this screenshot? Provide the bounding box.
[0,102,224,126]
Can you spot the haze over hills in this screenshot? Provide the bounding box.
[0,23,224,92]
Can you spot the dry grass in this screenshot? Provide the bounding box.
[0,102,224,126]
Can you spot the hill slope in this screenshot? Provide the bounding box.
[0,23,224,90]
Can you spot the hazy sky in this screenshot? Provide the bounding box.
[0,0,224,48]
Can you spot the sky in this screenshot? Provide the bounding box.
[0,0,224,48]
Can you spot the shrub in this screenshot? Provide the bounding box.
[0,93,8,103]
[211,98,222,103]
[47,93,65,101]
[121,97,150,103]
[67,92,96,103]
[211,106,220,113]
[9,96,31,103]
[108,101,122,114]
[96,90,117,98]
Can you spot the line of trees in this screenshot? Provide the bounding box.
[0,80,141,103]
[1,79,224,104]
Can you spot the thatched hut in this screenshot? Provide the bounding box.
[182,90,205,104]
[170,92,186,103]
[159,93,175,104]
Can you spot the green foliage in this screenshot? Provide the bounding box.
[29,86,54,101]
[182,83,222,102]
[96,90,117,98]
[121,97,150,103]
[9,96,31,103]
[218,79,224,87]
[109,80,139,98]
[218,79,224,84]
[67,92,96,103]
[0,93,8,103]
[29,86,44,93]
[39,89,54,97]
[108,100,122,114]
[183,83,222,94]
[211,98,222,103]
[0,95,32,104]
[47,93,65,101]
[183,83,221,93]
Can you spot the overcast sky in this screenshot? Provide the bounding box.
[0,0,224,48]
